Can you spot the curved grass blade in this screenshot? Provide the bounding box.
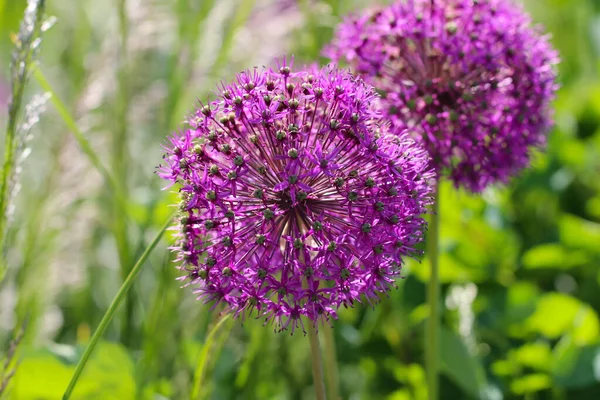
[191,314,234,400]
[209,0,257,77]
[32,68,118,194]
[61,214,174,400]
[0,0,47,280]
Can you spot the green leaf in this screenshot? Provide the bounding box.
[586,195,600,219]
[506,282,540,323]
[11,349,75,399]
[386,389,412,400]
[510,373,552,395]
[390,362,426,388]
[413,253,487,283]
[11,342,135,400]
[522,243,589,270]
[513,342,553,371]
[439,326,487,398]
[491,359,518,377]
[559,214,600,254]
[552,338,600,388]
[83,341,136,393]
[525,293,600,345]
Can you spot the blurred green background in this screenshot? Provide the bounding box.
[1,0,599,399]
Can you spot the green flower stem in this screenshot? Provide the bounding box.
[0,0,46,281]
[322,323,340,400]
[191,313,233,400]
[426,181,440,400]
[33,68,120,197]
[307,322,327,400]
[62,215,173,400]
[114,0,134,346]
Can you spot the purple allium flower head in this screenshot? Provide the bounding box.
[158,60,434,332]
[326,0,559,192]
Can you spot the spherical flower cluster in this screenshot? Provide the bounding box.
[158,61,434,332]
[326,0,559,192]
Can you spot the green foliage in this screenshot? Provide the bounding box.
[1,0,600,399]
[11,342,135,399]
[439,327,487,398]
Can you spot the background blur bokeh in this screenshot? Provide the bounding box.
[1,0,599,399]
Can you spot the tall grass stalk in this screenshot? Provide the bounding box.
[190,314,233,400]
[0,321,26,397]
[61,214,173,400]
[425,182,440,400]
[0,0,47,281]
[209,0,257,78]
[322,324,339,400]
[32,69,118,193]
[307,323,326,400]
[137,254,184,394]
[114,0,135,346]
[13,96,64,343]
[166,0,256,129]
[165,0,216,130]
[33,69,133,341]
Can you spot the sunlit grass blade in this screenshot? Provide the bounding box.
[307,322,326,400]
[33,69,131,281]
[32,68,118,194]
[0,0,47,280]
[426,182,440,400]
[168,0,256,129]
[61,214,174,400]
[191,313,233,400]
[114,0,135,347]
[322,324,339,400]
[209,0,257,77]
[0,320,26,397]
[165,0,217,130]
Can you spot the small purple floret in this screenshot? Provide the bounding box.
[158,60,434,332]
[326,0,559,192]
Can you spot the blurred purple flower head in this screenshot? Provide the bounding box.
[326,0,559,192]
[158,59,434,332]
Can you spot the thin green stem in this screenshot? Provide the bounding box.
[190,314,233,400]
[114,0,134,346]
[33,70,131,289]
[32,68,119,195]
[61,215,173,400]
[426,181,440,400]
[322,324,339,400]
[307,323,327,400]
[209,0,256,79]
[0,0,46,279]
[165,0,216,130]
